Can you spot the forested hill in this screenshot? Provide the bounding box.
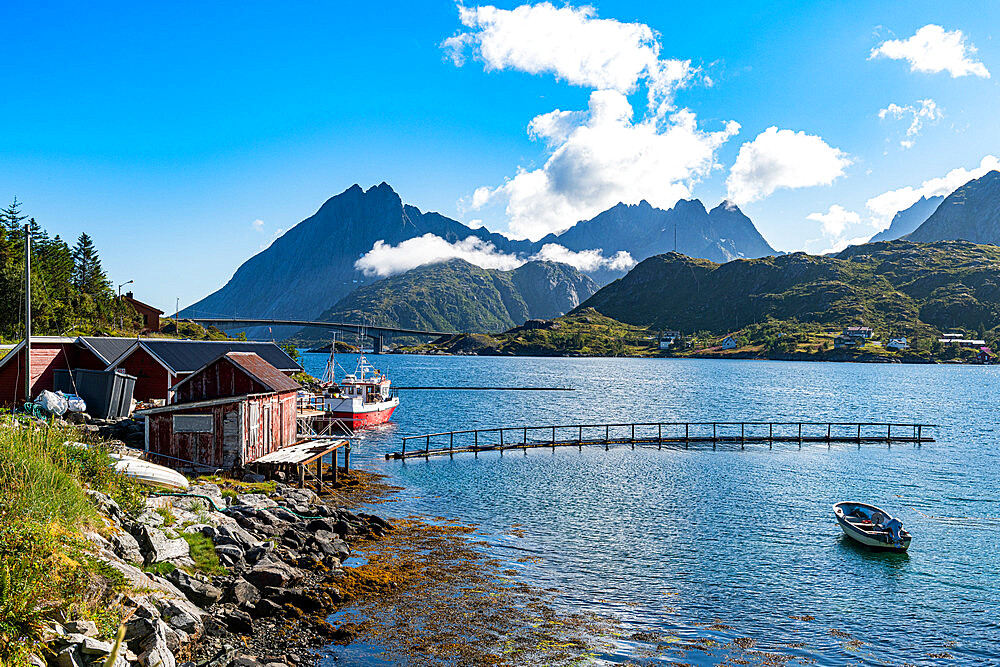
[0,197,140,339]
[578,240,1000,338]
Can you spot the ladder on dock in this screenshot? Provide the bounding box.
[387,421,935,460]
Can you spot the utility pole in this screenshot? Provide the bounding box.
[24,224,31,403]
[118,280,133,331]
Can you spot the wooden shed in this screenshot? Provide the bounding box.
[121,292,164,332]
[0,336,129,406]
[135,352,301,470]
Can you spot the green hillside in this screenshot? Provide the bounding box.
[579,240,1000,340]
[290,259,598,344]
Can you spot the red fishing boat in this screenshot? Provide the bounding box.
[315,351,399,429]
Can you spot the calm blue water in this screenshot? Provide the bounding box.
[305,353,1000,666]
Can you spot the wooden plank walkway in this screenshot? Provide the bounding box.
[387,421,935,460]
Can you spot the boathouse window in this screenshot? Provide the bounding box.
[174,414,213,433]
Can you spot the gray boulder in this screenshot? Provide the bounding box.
[139,526,190,564]
[243,559,304,589]
[165,569,223,607]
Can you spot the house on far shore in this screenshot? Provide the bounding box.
[121,292,164,333]
[937,335,986,348]
[842,326,874,340]
[977,347,993,364]
[886,337,909,350]
[659,331,681,350]
[720,335,739,350]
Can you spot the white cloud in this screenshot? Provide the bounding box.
[532,243,636,272]
[726,127,851,204]
[354,234,637,278]
[878,99,943,148]
[870,24,990,78]
[807,205,861,238]
[354,234,523,278]
[866,154,1000,228]
[470,90,739,239]
[252,219,265,232]
[443,2,692,114]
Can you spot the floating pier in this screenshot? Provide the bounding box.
[387,421,935,460]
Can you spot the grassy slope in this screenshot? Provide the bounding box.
[0,420,144,665]
[581,241,1000,341]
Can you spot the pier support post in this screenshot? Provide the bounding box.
[798,423,802,448]
[450,432,454,458]
[887,424,891,447]
[474,430,478,451]
[826,423,831,443]
[298,464,305,488]
[579,425,582,450]
[316,459,322,488]
[917,425,922,446]
[331,451,338,484]
[552,426,556,449]
[426,435,430,458]
[741,423,745,449]
[684,423,688,449]
[857,424,861,444]
[712,423,717,450]
[605,424,609,451]
[344,444,350,472]
[769,423,773,449]
[499,429,504,450]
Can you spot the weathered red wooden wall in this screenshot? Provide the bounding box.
[175,357,268,403]
[116,347,172,401]
[0,343,106,406]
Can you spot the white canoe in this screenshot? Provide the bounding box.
[834,501,911,551]
[114,458,190,491]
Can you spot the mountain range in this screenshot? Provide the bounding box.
[578,240,1000,337]
[183,183,776,328]
[905,170,1000,244]
[291,259,597,343]
[869,195,944,243]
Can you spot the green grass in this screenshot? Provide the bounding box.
[180,533,227,575]
[155,506,176,527]
[0,419,146,665]
[142,561,177,576]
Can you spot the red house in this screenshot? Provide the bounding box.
[136,352,301,471]
[0,336,135,406]
[121,292,164,333]
[107,339,300,402]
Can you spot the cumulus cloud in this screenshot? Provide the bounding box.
[469,90,739,239]
[878,99,943,148]
[354,234,636,278]
[532,243,636,272]
[866,154,1000,228]
[443,2,692,114]
[354,235,523,278]
[807,205,862,239]
[448,3,736,240]
[870,24,990,78]
[251,219,265,232]
[726,127,851,204]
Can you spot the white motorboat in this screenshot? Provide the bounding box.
[114,458,190,491]
[834,501,911,551]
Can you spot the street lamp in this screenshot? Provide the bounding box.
[118,280,133,330]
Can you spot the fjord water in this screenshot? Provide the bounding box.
[303,353,1000,665]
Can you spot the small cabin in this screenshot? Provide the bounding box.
[136,352,301,471]
[120,292,163,333]
[720,335,738,350]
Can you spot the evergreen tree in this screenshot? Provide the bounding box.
[71,232,110,296]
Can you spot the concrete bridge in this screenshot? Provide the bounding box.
[186,318,456,352]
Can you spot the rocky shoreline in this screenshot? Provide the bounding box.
[42,476,390,667]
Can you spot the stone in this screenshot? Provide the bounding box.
[79,636,113,655]
[244,545,271,566]
[109,530,144,564]
[216,524,262,551]
[305,518,337,533]
[247,598,283,618]
[27,654,45,667]
[203,615,230,638]
[308,530,350,561]
[166,569,223,607]
[161,599,200,634]
[55,647,82,667]
[225,580,260,606]
[139,526,190,564]
[62,620,98,637]
[85,489,124,522]
[138,620,177,667]
[230,657,264,667]
[234,493,277,509]
[215,544,245,566]
[244,559,303,589]
[222,608,254,635]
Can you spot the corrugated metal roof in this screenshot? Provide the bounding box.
[224,352,301,393]
[252,439,347,465]
[79,337,138,365]
[138,340,300,373]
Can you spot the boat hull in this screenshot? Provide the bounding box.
[834,502,911,551]
[330,404,398,429]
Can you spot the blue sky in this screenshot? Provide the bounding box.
[1,1,998,312]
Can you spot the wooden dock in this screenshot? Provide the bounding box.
[387,421,935,460]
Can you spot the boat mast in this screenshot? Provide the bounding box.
[23,223,31,403]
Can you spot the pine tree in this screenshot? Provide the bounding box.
[71,232,110,296]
